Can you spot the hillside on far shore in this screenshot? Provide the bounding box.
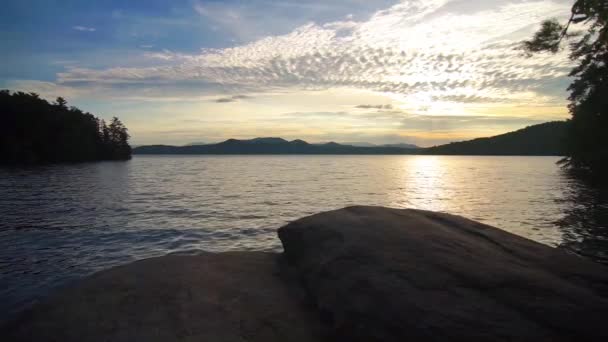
[133,121,568,156]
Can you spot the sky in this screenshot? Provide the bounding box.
[1,0,575,146]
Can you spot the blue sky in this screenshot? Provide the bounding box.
[1,0,573,146]
[2,1,397,79]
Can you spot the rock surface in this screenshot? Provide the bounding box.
[279,206,608,341]
[5,206,608,341]
[4,252,325,342]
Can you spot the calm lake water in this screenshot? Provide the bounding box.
[1,155,607,320]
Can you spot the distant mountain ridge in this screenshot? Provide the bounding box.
[134,121,568,156]
[338,142,420,149]
[134,137,417,155]
[382,143,419,149]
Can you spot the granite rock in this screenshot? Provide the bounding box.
[279,206,608,341]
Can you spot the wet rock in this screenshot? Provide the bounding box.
[4,252,325,342]
[278,206,608,341]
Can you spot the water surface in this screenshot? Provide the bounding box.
[1,155,607,319]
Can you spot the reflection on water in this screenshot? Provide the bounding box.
[1,155,607,320]
[556,173,608,263]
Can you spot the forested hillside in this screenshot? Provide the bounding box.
[424,121,568,156]
[0,90,131,164]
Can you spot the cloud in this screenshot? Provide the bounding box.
[4,80,86,100]
[6,0,578,148]
[214,94,251,103]
[142,49,196,61]
[192,1,273,41]
[281,111,350,119]
[398,113,555,131]
[190,0,397,42]
[274,108,562,138]
[55,0,572,110]
[355,104,393,109]
[72,26,96,32]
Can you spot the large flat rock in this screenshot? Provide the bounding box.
[279,206,608,341]
[5,206,608,341]
[4,252,325,342]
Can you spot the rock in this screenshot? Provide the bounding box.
[6,206,608,341]
[278,206,608,341]
[3,252,325,342]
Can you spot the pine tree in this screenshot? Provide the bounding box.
[524,0,608,175]
[55,97,68,109]
[108,117,132,160]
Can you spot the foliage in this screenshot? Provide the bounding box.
[0,90,131,164]
[523,0,608,174]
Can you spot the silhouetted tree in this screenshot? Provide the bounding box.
[0,90,132,164]
[523,0,607,175]
[55,97,67,109]
[105,117,131,159]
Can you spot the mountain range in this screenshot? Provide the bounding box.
[133,137,415,155]
[133,121,568,156]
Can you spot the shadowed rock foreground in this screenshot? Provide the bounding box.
[5,206,608,341]
[4,252,324,342]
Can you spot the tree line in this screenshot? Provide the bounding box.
[524,0,607,176]
[0,90,131,164]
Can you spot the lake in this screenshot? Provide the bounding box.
[1,155,607,320]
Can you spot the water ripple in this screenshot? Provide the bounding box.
[1,155,607,321]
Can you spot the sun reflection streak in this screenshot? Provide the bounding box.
[391,156,565,250]
[393,156,452,212]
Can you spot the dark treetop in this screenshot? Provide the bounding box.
[0,90,131,164]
